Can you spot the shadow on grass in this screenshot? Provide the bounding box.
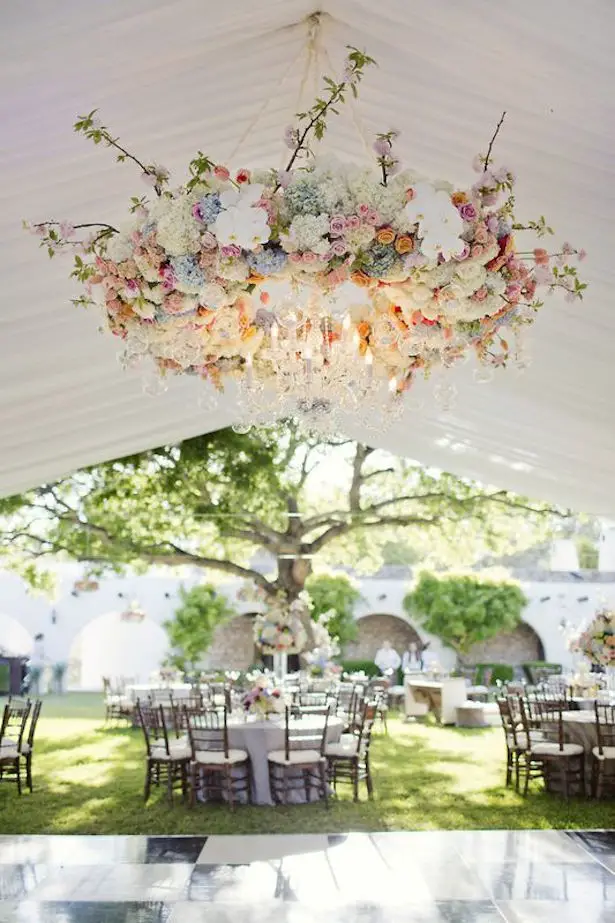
[0,718,609,836]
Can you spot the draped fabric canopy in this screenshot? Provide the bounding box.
[1,0,613,512]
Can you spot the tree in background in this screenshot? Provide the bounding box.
[0,424,563,645]
[163,583,236,674]
[403,571,527,666]
[305,572,362,649]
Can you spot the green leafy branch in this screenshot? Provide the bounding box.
[74,109,168,195]
[512,215,554,237]
[279,46,376,184]
[186,151,216,193]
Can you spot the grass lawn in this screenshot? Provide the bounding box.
[1,693,613,834]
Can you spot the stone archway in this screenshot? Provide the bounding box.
[344,613,423,661]
[465,622,545,666]
[203,612,257,670]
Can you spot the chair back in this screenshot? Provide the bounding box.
[283,705,330,761]
[1,699,32,750]
[523,697,564,750]
[356,702,377,758]
[137,700,169,758]
[497,697,521,747]
[25,700,42,750]
[186,707,228,758]
[595,703,615,755]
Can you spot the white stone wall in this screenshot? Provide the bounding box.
[1,563,614,689]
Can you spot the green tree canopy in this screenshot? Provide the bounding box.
[164,583,237,673]
[403,570,528,662]
[305,572,362,648]
[0,423,565,652]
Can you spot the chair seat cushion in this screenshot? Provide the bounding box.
[0,743,18,759]
[150,741,191,761]
[194,748,248,765]
[326,739,359,758]
[592,746,615,760]
[268,749,324,766]
[506,731,545,749]
[531,741,584,757]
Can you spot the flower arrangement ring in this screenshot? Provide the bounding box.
[26,45,587,429]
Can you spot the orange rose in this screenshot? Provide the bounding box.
[351,270,371,287]
[405,187,415,201]
[357,321,371,338]
[395,235,414,255]
[451,192,468,206]
[376,227,396,245]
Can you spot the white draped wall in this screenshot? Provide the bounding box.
[1,1,613,511]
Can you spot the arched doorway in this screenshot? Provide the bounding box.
[465,622,545,666]
[344,613,423,661]
[0,614,33,657]
[68,611,168,691]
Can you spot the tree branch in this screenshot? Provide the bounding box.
[348,444,374,512]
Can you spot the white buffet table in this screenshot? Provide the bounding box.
[405,677,468,725]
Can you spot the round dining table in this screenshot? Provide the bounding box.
[227,713,344,805]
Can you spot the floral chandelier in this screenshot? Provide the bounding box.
[27,39,587,432]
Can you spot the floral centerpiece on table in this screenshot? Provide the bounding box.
[242,674,286,719]
[244,586,309,655]
[569,607,615,669]
[25,40,587,425]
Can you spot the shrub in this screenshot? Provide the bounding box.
[340,659,381,679]
[474,663,514,686]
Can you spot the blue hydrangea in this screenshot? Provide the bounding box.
[171,254,206,292]
[362,244,402,278]
[284,179,325,216]
[195,192,222,224]
[141,220,157,240]
[247,245,288,275]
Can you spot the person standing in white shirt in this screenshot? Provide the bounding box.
[402,642,422,674]
[374,640,401,677]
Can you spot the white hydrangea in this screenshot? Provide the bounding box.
[282,214,330,252]
[200,282,231,309]
[141,283,164,304]
[106,232,134,263]
[156,196,201,256]
[133,252,161,283]
[216,256,250,282]
[345,225,375,252]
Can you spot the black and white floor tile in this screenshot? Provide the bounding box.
[0,830,614,921]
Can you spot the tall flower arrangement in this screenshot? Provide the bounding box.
[569,607,615,668]
[251,591,310,655]
[25,47,587,413]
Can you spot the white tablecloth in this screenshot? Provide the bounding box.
[227,714,344,805]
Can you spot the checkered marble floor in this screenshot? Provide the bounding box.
[0,830,614,921]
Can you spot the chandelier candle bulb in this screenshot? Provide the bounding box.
[365,348,374,384]
[27,46,588,433]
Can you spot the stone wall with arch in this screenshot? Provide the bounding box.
[202,612,257,671]
[465,622,545,667]
[344,613,424,662]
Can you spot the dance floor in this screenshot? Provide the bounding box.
[0,830,614,921]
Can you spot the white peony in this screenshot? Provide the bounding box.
[210,183,270,250]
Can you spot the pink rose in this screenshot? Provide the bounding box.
[459,203,477,221]
[472,286,488,302]
[452,244,470,261]
[288,252,303,264]
[346,215,361,230]
[505,282,522,300]
[221,244,241,258]
[201,231,217,250]
[471,244,485,258]
[365,209,381,226]
[214,165,230,181]
[473,224,489,245]
[236,169,251,184]
[301,251,318,264]
[330,239,348,257]
[357,203,370,218]
[159,266,176,291]
[329,216,346,237]
[486,215,499,235]
[164,293,186,314]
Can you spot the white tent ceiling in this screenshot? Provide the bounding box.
[1,0,614,512]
